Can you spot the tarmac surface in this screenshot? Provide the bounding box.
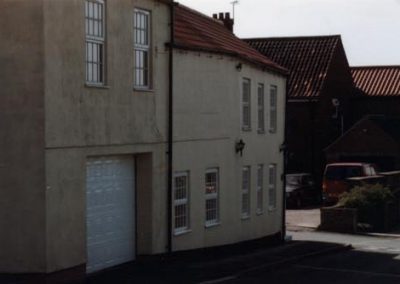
[2,208,399,284]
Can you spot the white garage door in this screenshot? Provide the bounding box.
[86,156,135,273]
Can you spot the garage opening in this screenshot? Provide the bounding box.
[86,156,136,273]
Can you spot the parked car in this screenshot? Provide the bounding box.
[285,173,319,208]
[322,162,380,204]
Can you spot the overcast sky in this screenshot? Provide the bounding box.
[176,0,400,66]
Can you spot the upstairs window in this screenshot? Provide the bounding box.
[242,78,251,130]
[85,0,105,85]
[269,85,278,133]
[257,83,265,132]
[134,9,151,89]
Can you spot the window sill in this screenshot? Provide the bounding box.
[174,229,192,237]
[133,87,154,93]
[256,210,264,216]
[268,207,277,212]
[241,215,250,220]
[205,222,220,228]
[85,83,110,89]
[242,127,252,132]
[269,129,277,134]
[257,130,266,134]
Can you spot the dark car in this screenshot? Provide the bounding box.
[285,173,319,208]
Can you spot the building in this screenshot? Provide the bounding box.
[245,36,354,185]
[325,116,400,171]
[0,0,171,274]
[171,5,287,252]
[351,66,400,122]
[0,0,288,275]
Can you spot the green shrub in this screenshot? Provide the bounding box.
[338,183,394,224]
[338,183,393,208]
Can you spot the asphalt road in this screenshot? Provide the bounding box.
[221,231,400,284]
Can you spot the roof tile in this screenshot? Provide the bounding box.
[351,66,400,97]
[173,5,287,74]
[245,36,341,98]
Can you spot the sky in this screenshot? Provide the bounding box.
[176,0,400,66]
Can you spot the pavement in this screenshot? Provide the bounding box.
[2,207,399,284]
[0,237,350,284]
[286,207,321,230]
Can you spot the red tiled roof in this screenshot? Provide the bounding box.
[351,66,400,97]
[173,5,287,74]
[245,36,342,98]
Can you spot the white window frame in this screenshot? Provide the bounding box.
[257,164,264,214]
[134,9,151,90]
[205,168,219,227]
[269,85,278,133]
[242,78,251,130]
[85,0,106,85]
[268,164,277,210]
[257,83,265,133]
[241,166,251,218]
[173,172,190,234]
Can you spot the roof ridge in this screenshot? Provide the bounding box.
[243,35,342,41]
[175,3,224,26]
[351,65,400,69]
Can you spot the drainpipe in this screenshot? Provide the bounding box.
[281,78,289,242]
[167,0,175,254]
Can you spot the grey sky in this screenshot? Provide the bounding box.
[176,0,400,66]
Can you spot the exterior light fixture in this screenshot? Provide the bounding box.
[235,139,245,156]
[236,62,242,71]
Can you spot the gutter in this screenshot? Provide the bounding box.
[167,0,175,254]
[281,78,289,242]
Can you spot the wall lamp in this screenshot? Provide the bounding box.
[235,139,245,156]
[236,62,242,71]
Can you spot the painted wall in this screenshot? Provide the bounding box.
[172,50,286,251]
[0,0,169,273]
[0,0,46,273]
[43,0,170,272]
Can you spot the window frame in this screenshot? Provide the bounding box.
[242,78,251,131]
[269,85,278,133]
[241,166,251,219]
[133,8,151,90]
[173,171,190,234]
[205,168,220,227]
[85,0,106,86]
[256,164,264,214]
[268,164,277,211]
[257,83,265,133]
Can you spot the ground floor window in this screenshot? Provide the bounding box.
[268,164,277,210]
[205,168,219,226]
[242,166,251,218]
[174,172,190,233]
[257,164,264,214]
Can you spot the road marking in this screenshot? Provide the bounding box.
[199,276,237,284]
[296,265,400,278]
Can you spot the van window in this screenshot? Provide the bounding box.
[325,166,363,180]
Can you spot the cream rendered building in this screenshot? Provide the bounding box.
[0,0,171,274]
[171,6,287,251]
[0,0,286,276]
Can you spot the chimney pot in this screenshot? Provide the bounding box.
[225,12,230,19]
[219,12,224,20]
[212,14,218,19]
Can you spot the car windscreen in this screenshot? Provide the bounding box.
[286,175,301,185]
[325,166,363,181]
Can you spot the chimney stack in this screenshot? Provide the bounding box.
[212,12,234,32]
